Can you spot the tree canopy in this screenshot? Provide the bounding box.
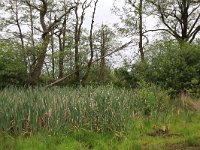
[0,0,199,96]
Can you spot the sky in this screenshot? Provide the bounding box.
[94,0,119,24]
[83,0,120,28]
[84,0,157,30]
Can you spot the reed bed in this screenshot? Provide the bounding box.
[0,85,170,135]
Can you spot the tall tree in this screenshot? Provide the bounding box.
[74,0,92,82]
[82,0,99,83]
[26,0,75,85]
[113,0,148,62]
[127,0,145,61]
[95,25,116,83]
[54,0,71,79]
[49,11,55,78]
[0,0,27,69]
[28,1,37,74]
[148,0,200,43]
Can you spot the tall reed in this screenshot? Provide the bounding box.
[0,84,170,135]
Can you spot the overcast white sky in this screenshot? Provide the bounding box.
[95,0,119,24]
[83,0,119,28]
[84,0,157,29]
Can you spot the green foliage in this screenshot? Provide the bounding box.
[152,42,200,96]
[130,41,200,97]
[113,67,134,87]
[60,65,116,86]
[86,65,116,85]
[0,41,27,88]
[134,82,170,116]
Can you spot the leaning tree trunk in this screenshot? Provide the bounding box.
[31,36,50,85]
[26,0,76,85]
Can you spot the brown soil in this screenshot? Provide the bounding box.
[166,142,200,150]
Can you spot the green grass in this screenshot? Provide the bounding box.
[1,85,200,149]
[1,112,200,150]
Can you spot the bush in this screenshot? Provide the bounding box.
[0,41,27,88]
[130,41,200,97]
[134,82,170,116]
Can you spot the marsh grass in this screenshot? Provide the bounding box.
[1,112,200,150]
[0,84,171,135]
[3,84,200,149]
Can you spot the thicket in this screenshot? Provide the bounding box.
[120,41,200,97]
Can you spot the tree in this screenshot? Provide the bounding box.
[95,25,116,83]
[0,40,27,88]
[0,0,76,85]
[81,0,99,83]
[55,7,68,79]
[25,0,76,85]
[147,0,200,43]
[28,0,38,74]
[73,0,92,82]
[113,0,149,62]
[0,0,27,70]
[130,40,200,96]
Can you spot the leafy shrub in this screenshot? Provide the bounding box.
[134,82,170,116]
[130,41,200,97]
[0,41,27,88]
[113,66,140,88]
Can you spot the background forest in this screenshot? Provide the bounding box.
[0,0,199,96]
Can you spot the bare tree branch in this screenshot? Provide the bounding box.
[46,40,133,88]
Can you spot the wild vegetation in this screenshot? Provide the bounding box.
[0,84,170,134]
[0,0,200,149]
[1,85,200,149]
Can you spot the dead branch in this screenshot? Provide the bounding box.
[46,40,133,88]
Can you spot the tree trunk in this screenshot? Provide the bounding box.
[31,36,50,85]
[50,33,55,79]
[181,0,189,42]
[139,0,144,62]
[58,33,64,79]
[74,35,80,81]
[82,0,99,83]
[58,6,67,79]
[99,28,106,83]
[50,12,55,79]
[74,6,80,82]
[29,4,36,74]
